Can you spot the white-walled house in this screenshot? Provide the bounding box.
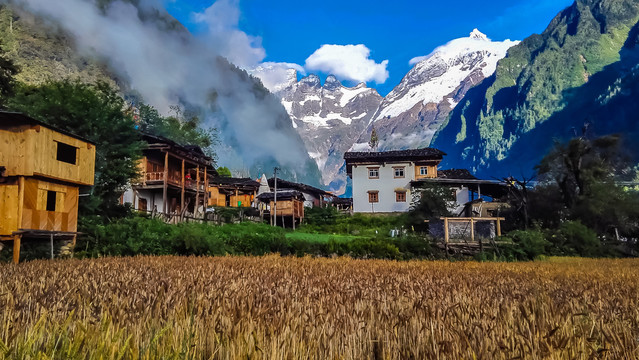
[344,148,445,213]
[344,148,507,214]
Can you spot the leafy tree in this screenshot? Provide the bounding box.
[408,184,454,228]
[0,52,17,107]
[216,166,232,177]
[135,103,218,159]
[7,80,143,217]
[368,126,379,151]
[535,135,639,239]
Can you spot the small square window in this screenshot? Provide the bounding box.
[368,168,379,179]
[394,167,405,178]
[56,142,77,165]
[420,167,429,176]
[368,192,379,203]
[46,191,57,211]
[396,191,406,203]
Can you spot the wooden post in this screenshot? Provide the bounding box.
[496,218,502,237]
[195,165,200,218]
[444,217,449,245]
[470,218,475,242]
[163,151,168,215]
[17,177,25,229]
[181,159,185,213]
[203,166,208,210]
[50,233,54,259]
[12,234,21,264]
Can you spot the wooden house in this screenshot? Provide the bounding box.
[256,190,305,229]
[0,112,96,263]
[208,177,260,208]
[120,134,216,222]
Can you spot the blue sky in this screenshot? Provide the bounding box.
[166,0,573,96]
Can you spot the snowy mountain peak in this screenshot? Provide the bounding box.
[469,28,488,40]
[323,75,342,90]
[300,74,321,87]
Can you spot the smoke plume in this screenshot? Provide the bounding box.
[4,0,318,180]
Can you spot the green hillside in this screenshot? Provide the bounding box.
[433,0,639,177]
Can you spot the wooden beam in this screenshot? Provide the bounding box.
[12,234,20,264]
[496,218,502,237]
[195,165,200,218]
[163,151,168,215]
[50,233,54,259]
[470,218,475,243]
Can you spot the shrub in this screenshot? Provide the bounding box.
[500,229,550,260]
[549,221,601,257]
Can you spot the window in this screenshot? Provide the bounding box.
[368,167,379,179]
[46,191,57,211]
[368,191,379,203]
[56,142,77,165]
[394,167,405,178]
[395,191,406,203]
[420,167,429,176]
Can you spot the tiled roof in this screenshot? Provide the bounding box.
[344,148,446,162]
[267,178,332,197]
[437,169,477,180]
[256,190,304,201]
[210,177,260,188]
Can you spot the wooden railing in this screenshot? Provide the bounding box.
[143,171,207,190]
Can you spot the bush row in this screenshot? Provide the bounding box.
[75,216,432,260]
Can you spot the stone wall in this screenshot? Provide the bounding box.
[429,220,496,241]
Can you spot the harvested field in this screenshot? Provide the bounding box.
[1,256,639,359]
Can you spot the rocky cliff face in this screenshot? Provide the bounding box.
[277,73,382,192]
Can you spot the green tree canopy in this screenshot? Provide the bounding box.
[135,103,218,159]
[7,80,144,217]
[216,166,232,177]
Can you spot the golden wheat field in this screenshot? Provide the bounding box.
[1,256,639,359]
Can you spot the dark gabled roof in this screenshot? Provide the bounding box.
[344,148,446,162]
[332,197,353,206]
[0,111,96,145]
[141,133,214,167]
[256,190,305,201]
[210,177,260,189]
[267,178,333,197]
[437,169,477,180]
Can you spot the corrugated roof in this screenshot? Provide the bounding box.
[267,178,332,197]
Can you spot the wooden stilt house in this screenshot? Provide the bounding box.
[0,112,96,263]
[120,134,216,222]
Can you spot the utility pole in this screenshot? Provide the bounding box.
[273,167,280,227]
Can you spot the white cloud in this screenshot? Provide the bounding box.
[248,62,305,93]
[304,44,389,84]
[193,0,265,68]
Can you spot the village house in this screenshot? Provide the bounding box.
[120,133,215,222]
[208,177,260,208]
[266,177,335,208]
[344,148,446,213]
[344,148,507,215]
[0,112,96,263]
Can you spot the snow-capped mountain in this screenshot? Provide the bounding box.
[351,29,519,151]
[275,29,518,193]
[277,73,383,191]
